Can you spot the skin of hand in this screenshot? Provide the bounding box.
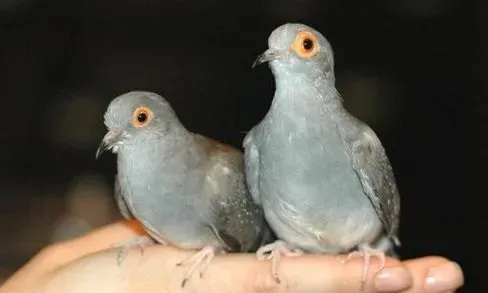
[0,220,464,293]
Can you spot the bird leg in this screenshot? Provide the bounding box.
[256,240,303,283]
[176,245,224,288]
[343,243,386,292]
[371,235,400,258]
[111,235,157,265]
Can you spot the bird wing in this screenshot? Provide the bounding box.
[243,129,261,205]
[196,134,265,252]
[343,118,401,241]
[114,175,133,220]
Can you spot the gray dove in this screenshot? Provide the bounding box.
[244,23,401,289]
[96,91,272,287]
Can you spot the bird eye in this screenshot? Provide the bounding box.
[132,106,153,128]
[291,31,319,58]
[303,38,314,51]
[137,112,147,123]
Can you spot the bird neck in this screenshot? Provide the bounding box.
[270,72,343,114]
[118,129,203,175]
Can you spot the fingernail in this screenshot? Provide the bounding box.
[374,266,413,292]
[425,262,464,293]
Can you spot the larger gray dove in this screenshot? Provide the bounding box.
[244,23,401,288]
[96,91,272,287]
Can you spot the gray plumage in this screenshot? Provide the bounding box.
[245,23,401,286]
[97,91,271,286]
[114,177,132,220]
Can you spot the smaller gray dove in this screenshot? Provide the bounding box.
[96,91,272,287]
[245,23,401,290]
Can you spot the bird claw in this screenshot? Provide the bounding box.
[256,240,303,283]
[343,244,386,292]
[110,235,156,265]
[176,245,223,288]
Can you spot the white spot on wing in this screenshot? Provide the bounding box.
[222,166,231,175]
[205,175,219,194]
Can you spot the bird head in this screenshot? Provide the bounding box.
[252,23,335,82]
[96,91,179,159]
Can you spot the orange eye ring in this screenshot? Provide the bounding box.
[290,31,319,58]
[132,106,153,128]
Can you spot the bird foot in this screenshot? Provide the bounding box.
[343,244,386,292]
[176,245,224,288]
[111,235,156,265]
[256,240,303,283]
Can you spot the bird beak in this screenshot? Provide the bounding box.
[252,48,281,68]
[96,129,121,159]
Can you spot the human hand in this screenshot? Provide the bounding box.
[0,220,464,293]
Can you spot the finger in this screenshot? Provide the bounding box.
[35,220,147,271]
[400,256,464,293]
[249,254,412,293]
[40,243,464,293]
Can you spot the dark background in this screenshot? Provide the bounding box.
[0,0,478,291]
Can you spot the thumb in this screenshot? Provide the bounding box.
[30,220,145,273]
